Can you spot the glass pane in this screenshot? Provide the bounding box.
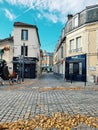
[22,30,28,40]
[69,63,73,74]
[73,63,79,74]
[79,62,82,74]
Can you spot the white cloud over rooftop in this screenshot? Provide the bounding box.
[4,8,16,21]
[5,0,98,23]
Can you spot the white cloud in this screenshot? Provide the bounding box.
[5,0,98,23]
[4,8,16,21]
[43,12,58,23]
[0,0,3,3]
[37,13,42,19]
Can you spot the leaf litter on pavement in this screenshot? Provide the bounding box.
[39,86,98,92]
[0,82,98,129]
[0,112,98,130]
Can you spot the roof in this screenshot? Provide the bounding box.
[86,4,98,9]
[0,36,13,43]
[14,22,37,28]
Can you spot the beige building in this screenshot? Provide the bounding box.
[54,4,98,82]
[54,28,65,78]
[0,37,13,73]
[0,22,41,78]
[42,50,53,72]
[13,22,41,79]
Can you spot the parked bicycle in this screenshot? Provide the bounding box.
[0,74,4,85]
[9,72,21,85]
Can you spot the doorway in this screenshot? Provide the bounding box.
[73,63,79,75]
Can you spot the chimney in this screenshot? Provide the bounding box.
[67,14,73,20]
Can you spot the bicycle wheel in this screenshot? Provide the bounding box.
[17,78,21,84]
[9,78,14,85]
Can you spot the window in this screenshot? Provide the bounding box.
[69,39,74,52]
[76,37,82,51]
[69,63,73,74]
[21,30,28,40]
[79,62,82,75]
[61,46,63,58]
[21,46,28,56]
[73,63,79,74]
[74,15,78,27]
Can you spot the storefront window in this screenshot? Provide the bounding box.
[69,63,73,74]
[79,62,82,74]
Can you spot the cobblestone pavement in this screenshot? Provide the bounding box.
[0,72,98,129]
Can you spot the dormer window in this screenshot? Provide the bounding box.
[74,15,78,27]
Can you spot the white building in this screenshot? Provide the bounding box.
[0,22,41,79]
[13,22,41,78]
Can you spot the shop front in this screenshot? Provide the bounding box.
[65,54,86,81]
[13,57,37,79]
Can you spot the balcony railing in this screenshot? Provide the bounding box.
[69,47,82,53]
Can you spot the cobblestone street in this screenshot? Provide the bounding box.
[0,72,98,129]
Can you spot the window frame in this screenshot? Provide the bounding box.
[74,15,78,27]
[21,46,28,56]
[76,36,82,51]
[21,29,28,41]
[69,39,74,53]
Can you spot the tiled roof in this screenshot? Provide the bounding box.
[14,22,37,28]
[0,36,13,42]
[86,4,98,9]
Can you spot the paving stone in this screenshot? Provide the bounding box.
[0,73,98,130]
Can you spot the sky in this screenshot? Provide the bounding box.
[0,0,98,52]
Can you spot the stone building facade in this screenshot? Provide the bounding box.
[54,5,98,82]
[42,50,53,72]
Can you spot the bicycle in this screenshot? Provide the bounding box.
[9,73,21,85]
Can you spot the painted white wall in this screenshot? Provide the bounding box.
[13,27,40,58]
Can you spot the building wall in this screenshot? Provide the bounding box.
[54,5,98,82]
[13,27,40,59]
[0,40,13,73]
[65,22,98,82]
[13,23,41,78]
[42,51,53,72]
[86,23,98,81]
[53,40,65,78]
[66,27,86,57]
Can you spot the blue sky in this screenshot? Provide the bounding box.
[0,0,98,52]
